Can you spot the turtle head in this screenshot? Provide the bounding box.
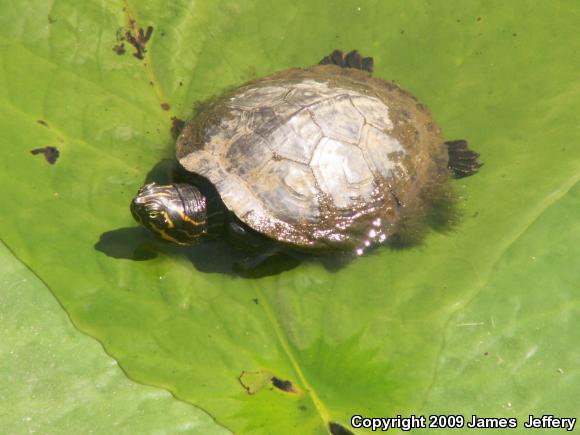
[130,183,208,245]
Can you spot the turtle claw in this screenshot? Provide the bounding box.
[319,49,374,74]
[445,140,483,178]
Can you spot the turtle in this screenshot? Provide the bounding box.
[130,49,481,267]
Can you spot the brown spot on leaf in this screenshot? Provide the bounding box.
[31,146,59,165]
[125,25,154,60]
[113,28,126,55]
[329,422,355,435]
[239,370,298,395]
[113,44,125,55]
[161,102,171,111]
[37,119,49,128]
[271,376,295,393]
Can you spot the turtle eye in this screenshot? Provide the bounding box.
[131,183,208,245]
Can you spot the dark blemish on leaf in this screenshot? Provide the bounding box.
[149,81,154,86]
[513,33,517,37]
[400,29,405,35]
[252,298,259,305]
[113,44,126,55]
[456,18,461,23]
[125,31,143,59]
[161,102,171,111]
[140,26,153,44]
[179,81,183,87]
[48,15,57,24]
[271,376,295,393]
[113,28,126,55]
[329,422,355,435]
[171,117,185,139]
[37,119,49,128]
[476,16,482,21]
[125,25,154,60]
[116,27,125,40]
[146,26,154,41]
[298,404,307,412]
[239,371,298,395]
[31,146,59,165]
[484,352,489,356]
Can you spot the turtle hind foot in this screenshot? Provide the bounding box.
[445,139,483,178]
[319,49,374,74]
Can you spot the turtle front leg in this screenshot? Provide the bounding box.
[226,219,301,277]
[233,248,301,278]
[445,139,483,178]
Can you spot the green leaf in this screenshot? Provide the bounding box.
[0,0,579,434]
[421,181,580,431]
[0,241,229,434]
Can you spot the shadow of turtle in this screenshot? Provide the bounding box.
[95,225,304,277]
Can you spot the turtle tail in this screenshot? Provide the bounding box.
[445,140,483,178]
[319,49,374,74]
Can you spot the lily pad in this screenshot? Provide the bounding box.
[0,0,578,433]
[0,241,229,434]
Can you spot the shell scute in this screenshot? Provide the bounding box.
[223,134,273,178]
[269,111,322,164]
[310,96,365,145]
[311,137,375,209]
[229,86,288,110]
[350,96,393,132]
[359,125,405,180]
[253,160,320,224]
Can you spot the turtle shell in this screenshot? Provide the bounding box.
[176,65,448,251]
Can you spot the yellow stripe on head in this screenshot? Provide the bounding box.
[178,210,205,226]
